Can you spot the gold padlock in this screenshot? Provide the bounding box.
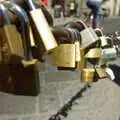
[76,47,84,70]
[95,68,107,79]
[6,3,40,96]
[51,44,76,67]
[26,0,58,51]
[0,4,24,63]
[85,48,101,59]
[81,68,95,83]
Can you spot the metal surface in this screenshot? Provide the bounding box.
[80,27,99,48]
[30,9,58,51]
[85,48,101,59]
[96,68,107,78]
[76,47,84,69]
[81,68,95,83]
[51,44,76,67]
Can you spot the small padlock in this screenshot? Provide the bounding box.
[76,20,99,48]
[81,68,95,83]
[101,47,117,61]
[95,68,107,79]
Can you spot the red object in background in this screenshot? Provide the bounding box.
[41,0,48,7]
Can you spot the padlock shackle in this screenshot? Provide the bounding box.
[4,1,31,60]
[11,3,31,60]
[0,3,10,25]
[25,0,36,11]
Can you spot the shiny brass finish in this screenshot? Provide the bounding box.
[51,44,75,67]
[3,25,24,63]
[76,47,84,69]
[81,68,95,83]
[29,25,36,47]
[96,68,107,78]
[75,41,80,62]
[85,48,101,59]
[30,9,58,51]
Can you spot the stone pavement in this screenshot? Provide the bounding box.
[0,17,120,120]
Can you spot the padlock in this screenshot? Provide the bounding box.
[76,47,84,70]
[25,0,58,51]
[95,68,107,79]
[76,20,99,48]
[51,44,76,68]
[100,36,108,47]
[85,48,101,59]
[4,3,40,96]
[0,3,24,63]
[101,47,117,62]
[81,68,95,83]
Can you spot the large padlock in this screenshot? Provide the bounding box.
[51,44,76,68]
[4,3,40,96]
[25,0,58,51]
[0,3,24,94]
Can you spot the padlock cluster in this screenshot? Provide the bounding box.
[0,0,119,96]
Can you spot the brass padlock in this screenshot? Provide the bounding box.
[25,0,58,51]
[0,3,24,63]
[51,44,76,67]
[81,68,95,83]
[95,68,107,79]
[85,48,101,59]
[76,47,84,70]
[4,3,40,96]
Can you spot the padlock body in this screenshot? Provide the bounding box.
[10,56,40,96]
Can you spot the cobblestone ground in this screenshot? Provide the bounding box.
[0,16,120,120]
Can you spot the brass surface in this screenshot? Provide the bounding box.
[76,47,84,69]
[51,44,76,67]
[29,25,36,47]
[30,9,58,51]
[81,68,95,83]
[2,25,24,63]
[75,41,81,62]
[85,48,101,58]
[96,68,107,79]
